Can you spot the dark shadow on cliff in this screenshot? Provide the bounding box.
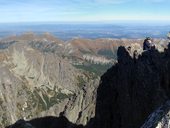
[88,45,170,128]
[6,113,84,128]
[141,100,170,128]
[6,44,170,128]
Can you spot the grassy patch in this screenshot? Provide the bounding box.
[74,63,112,76]
[98,49,117,59]
[77,76,86,88]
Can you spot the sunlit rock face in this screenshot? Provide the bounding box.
[0,35,99,127]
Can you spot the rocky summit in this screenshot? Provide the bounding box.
[92,45,170,128]
[2,34,170,128]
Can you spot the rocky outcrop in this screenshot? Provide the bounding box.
[142,100,170,128]
[92,45,170,128]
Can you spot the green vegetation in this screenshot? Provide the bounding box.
[43,48,55,53]
[98,49,117,59]
[1,116,9,128]
[30,41,56,53]
[74,63,112,76]
[33,89,47,111]
[28,76,35,79]
[16,83,73,118]
[56,92,72,100]
[32,87,73,110]
[77,76,86,88]
[79,49,94,55]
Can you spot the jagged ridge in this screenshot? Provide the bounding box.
[93,45,170,128]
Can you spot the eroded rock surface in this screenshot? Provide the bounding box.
[0,40,98,127]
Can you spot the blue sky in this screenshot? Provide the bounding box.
[0,0,170,23]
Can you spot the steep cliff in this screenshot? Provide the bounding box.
[93,45,170,128]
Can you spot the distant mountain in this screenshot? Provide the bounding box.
[0,33,141,74]
[0,33,166,76]
[0,23,170,40]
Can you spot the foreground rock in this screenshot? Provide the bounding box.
[142,100,170,128]
[6,115,83,128]
[92,45,170,128]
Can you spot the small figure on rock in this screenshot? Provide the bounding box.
[143,37,155,50]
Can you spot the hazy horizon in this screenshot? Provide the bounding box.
[0,0,169,40]
[0,19,170,27]
[0,22,169,40]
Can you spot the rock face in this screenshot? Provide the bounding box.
[0,39,98,127]
[93,45,170,128]
[141,100,170,128]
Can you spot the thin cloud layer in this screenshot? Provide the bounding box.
[0,0,169,22]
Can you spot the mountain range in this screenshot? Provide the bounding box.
[0,33,169,128]
[0,23,170,40]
